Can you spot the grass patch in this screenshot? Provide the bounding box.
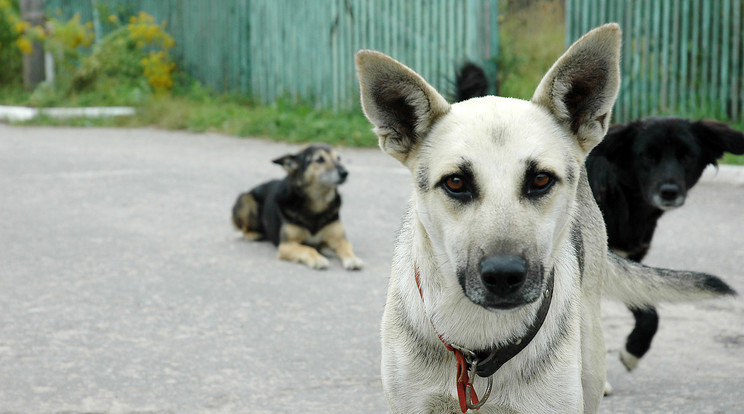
[722,153,744,165]
[0,83,31,105]
[135,95,377,147]
[1,84,377,147]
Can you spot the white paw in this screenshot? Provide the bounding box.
[308,255,330,270]
[603,380,613,396]
[620,347,640,372]
[342,256,364,271]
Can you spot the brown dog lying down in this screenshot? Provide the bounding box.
[232,144,363,270]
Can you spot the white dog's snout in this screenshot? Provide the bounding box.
[479,255,528,297]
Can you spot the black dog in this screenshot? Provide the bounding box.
[453,63,744,371]
[232,144,363,270]
[586,117,744,370]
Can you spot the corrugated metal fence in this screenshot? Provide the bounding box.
[46,0,499,111]
[566,0,744,124]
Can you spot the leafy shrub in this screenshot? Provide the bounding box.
[0,0,27,86]
[3,8,177,107]
[49,11,176,106]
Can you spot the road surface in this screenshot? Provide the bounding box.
[1,125,742,413]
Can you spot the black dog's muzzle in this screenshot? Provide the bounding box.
[652,181,685,209]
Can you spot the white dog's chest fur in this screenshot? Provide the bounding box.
[381,206,591,413]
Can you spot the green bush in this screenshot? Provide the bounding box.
[19,10,176,107]
[0,0,23,86]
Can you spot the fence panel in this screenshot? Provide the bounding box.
[244,0,500,110]
[45,0,499,111]
[566,0,744,124]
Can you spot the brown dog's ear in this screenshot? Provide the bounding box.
[355,50,450,166]
[691,120,744,164]
[531,23,622,155]
[272,154,300,174]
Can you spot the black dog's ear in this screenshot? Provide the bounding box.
[691,120,744,164]
[272,154,300,174]
[586,121,637,205]
[592,121,638,162]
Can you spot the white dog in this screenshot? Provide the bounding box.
[355,23,735,413]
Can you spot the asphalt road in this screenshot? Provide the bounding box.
[1,125,742,413]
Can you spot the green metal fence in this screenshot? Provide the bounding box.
[46,0,499,111]
[566,0,744,124]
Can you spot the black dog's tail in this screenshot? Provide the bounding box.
[455,63,489,102]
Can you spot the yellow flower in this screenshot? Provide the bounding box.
[16,37,32,54]
[108,14,119,24]
[13,21,29,34]
[34,26,46,40]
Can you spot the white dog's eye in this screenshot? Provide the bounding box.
[533,173,551,188]
[445,176,465,192]
[441,174,476,202]
[526,172,556,196]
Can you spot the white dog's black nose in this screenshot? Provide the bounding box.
[479,255,527,297]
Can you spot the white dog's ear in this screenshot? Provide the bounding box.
[355,50,450,166]
[532,23,621,155]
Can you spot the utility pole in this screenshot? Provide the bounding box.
[20,0,45,89]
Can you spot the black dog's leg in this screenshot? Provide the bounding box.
[621,306,659,371]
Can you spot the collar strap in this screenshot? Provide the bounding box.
[471,274,554,377]
[414,264,554,412]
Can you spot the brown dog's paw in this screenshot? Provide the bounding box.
[242,231,262,241]
[307,255,330,270]
[342,256,364,271]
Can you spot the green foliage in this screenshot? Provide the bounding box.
[4,81,377,147]
[135,94,376,147]
[0,82,27,104]
[0,0,23,85]
[722,153,744,165]
[497,0,565,99]
[10,10,176,107]
[43,12,95,72]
